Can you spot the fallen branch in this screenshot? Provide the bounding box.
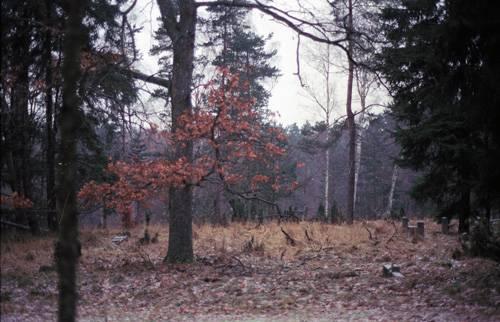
[0,220,49,233]
[231,255,245,268]
[281,227,296,246]
[1,220,30,230]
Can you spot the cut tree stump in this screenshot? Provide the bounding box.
[111,235,128,244]
[408,225,417,239]
[383,264,403,278]
[442,217,449,234]
[402,217,409,233]
[417,221,425,238]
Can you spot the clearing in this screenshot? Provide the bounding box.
[1,220,499,321]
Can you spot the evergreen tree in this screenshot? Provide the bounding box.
[204,6,279,108]
[1,0,139,231]
[56,0,87,319]
[378,0,500,232]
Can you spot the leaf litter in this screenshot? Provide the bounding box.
[1,220,499,321]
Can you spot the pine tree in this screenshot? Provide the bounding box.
[204,6,279,108]
[378,0,500,232]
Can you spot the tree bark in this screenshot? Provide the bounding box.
[9,5,38,233]
[459,187,470,234]
[353,83,368,212]
[324,148,330,220]
[353,114,364,211]
[384,164,399,218]
[55,0,86,320]
[44,0,57,231]
[345,0,355,224]
[157,0,197,263]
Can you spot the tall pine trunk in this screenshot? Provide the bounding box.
[55,0,86,320]
[157,0,197,263]
[345,0,355,224]
[459,187,470,233]
[44,0,57,231]
[10,5,37,233]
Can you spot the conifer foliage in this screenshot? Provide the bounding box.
[378,0,500,232]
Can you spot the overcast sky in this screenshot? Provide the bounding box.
[131,1,387,126]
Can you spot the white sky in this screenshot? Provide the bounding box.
[131,1,387,126]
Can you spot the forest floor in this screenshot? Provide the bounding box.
[1,220,500,321]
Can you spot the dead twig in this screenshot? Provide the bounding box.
[281,227,297,246]
[386,220,398,244]
[304,228,314,242]
[362,222,374,240]
[280,249,286,261]
[231,255,245,268]
[135,246,154,269]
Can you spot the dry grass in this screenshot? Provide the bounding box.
[193,221,374,259]
[0,219,423,271]
[0,235,55,277]
[2,219,500,321]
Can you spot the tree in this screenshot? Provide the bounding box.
[79,69,292,227]
[344,0,356,225]
[196,5,281,223]
[353,65,377,213]
[1,0,40,232]
[378,0,500,232]
[204,6,279,109]
[300,44,338,221]
[55,0,87,320]
[149,0,381,262]
[1,0,140,233]
[154,0,198,263]
[327,0,383,224]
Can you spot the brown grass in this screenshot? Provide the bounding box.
[193,221,373,259]
[2,219,500,321]
[1,220,394,275]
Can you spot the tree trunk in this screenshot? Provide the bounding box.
[384,164,399,218]
[44,0,57,231]
[353,92,367,213]
[353,116,364,213]
[157,0,197,263]
[324,148,330,220]
[214,187,226,225]
[345,0,355,224]
[459,187,470,234]
[55,1,86,320]
[9,8,38,233]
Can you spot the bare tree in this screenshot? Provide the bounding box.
[384,163,399,218]
[353,65,377,212]
[301,44,338,220]
[344,0,357,224]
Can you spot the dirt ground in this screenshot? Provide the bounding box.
[1,220,499,321]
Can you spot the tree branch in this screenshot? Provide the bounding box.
[119,68,171,88]
[196,1,350,54]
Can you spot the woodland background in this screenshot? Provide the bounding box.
[1,0,500,321]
